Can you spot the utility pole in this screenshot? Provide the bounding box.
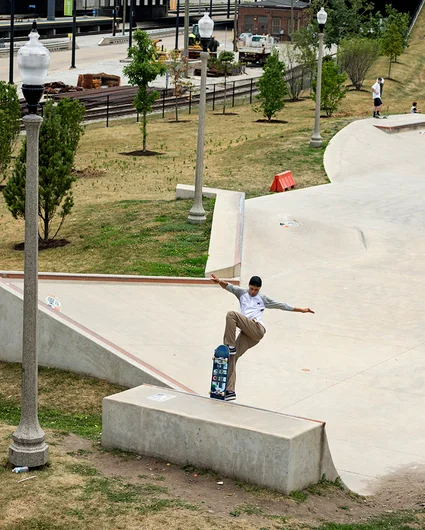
[183,0,190,77]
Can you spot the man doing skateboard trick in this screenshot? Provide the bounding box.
[211,274,314,400]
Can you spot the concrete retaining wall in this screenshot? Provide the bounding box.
[102,385,339,493]
[176,184,244,279]
[0,280,190,392]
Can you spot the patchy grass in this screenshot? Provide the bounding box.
[0,366,425,529]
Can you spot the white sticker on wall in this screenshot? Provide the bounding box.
[147,393,176,402]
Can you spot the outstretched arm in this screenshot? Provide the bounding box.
[293,307,315,314]
[211,273,228,289]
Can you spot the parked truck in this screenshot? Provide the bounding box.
[237,34,276,66]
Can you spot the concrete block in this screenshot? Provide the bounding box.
[176,184,244,279]
[102,385,339,493]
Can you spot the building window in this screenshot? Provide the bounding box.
[258,16,268,34]
[272,17,281,35]
[244,15,254,33]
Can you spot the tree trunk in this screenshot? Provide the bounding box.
[175,95,178,122]
[388,59,392,79]
[43,215,49,244]
[143,111,147,152]
[223,74,227,114]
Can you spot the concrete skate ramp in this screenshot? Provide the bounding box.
[0,279,193,392]
[102,385,338,494]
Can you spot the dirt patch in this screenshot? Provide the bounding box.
[13,239,70,251]
[57,433,425,528]
[120,150,163,157]
[73,166,107,179]
[213,112,239,116]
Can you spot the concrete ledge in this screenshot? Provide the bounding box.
[98,35,129,46]
[0,270,239,285]
[176,184,244,279]
[373,114,425,133]
[0,280,192,392]
[102,384,339,493]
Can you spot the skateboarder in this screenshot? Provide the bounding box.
[211,274,314,399]
[372,77,384,118]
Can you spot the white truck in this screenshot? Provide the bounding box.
[237,34,276,66]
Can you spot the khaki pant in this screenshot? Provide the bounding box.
[223,311,265,392]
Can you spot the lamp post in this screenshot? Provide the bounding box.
[8,21,50,469]
[188,12,214,225]
[310,7,327,148]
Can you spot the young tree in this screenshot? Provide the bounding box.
[168,49,191,122]
[217,50,235,114]
[0,82,21,184]
[3,98,85,245]
[282,45,305,101]
[380,22,404,78]
[292,26,318,91]
[312,59,347,117]
[255,50,288,122]
[123,30,167,152]
[339,37,379,90]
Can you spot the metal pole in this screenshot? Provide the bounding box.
[183,0,190,77]
[71,0,77,68]
[106,95,109,127]
[213,83,215,111]
[227,0,230,19]
[290,0,294,41]
[175,0,180,50]
[47,0,55,21]
[113,0,117,36]
[189,86,192,114]
[8,114,49,468]
[128,0,133,49]
[209,0,212,17]
[122,0,126,36]
[250,78,253,103]
[310,30,324,148]
[9,0,15,84]
[188,49,208,224]
[162,89,165,118]
[232,80,235,107]
[233,0,238,52]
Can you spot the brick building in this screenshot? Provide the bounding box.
[238,0,310,42]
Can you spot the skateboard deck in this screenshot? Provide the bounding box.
[210,344,230,400]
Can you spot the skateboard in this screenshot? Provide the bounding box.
[210,345,230,400]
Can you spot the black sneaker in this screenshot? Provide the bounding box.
[225,390,236,401]
[227,346,236,355]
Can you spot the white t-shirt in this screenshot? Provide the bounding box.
[372,82,381,99]
[225,284,294,329]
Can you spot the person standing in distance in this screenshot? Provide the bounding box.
[372,77,384,118]
[211,273,314,400]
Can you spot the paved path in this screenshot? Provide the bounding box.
[5,109,425,493]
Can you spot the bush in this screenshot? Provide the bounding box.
[0,82,21,183]
[3,98,85,244]
[339,37,379,90]
[312,59,347,117]
[255,50,288,121]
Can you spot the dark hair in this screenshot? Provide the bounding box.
[378,77,383,81]
[249,276,262,287]
[413,102,417,106]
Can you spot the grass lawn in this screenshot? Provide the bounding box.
[2,14,425,276]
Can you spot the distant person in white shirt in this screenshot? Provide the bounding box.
[372,77,383,118]
[211,274,314,400]
[410,101,420,113]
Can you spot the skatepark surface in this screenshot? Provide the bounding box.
[4,113,425,494]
